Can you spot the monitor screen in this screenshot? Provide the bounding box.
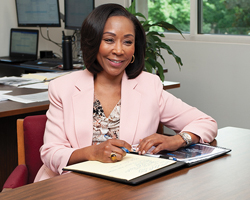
[65,0,94,30]
[15,0,61,27]
[10,29,38,55]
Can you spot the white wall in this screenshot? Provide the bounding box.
[95,0,129,7]
[0,0,249,129]
[0,1,17,57]
[163,39,250,129]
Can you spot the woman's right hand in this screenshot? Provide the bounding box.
[68,139,132,165]
[90,139,132,162]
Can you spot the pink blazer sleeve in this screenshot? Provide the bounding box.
[39,71,94,176]
[154,76,217,143]
[120,72,217,144]
[40,80,77,175]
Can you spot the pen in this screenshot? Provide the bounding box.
[120,147,130,153]
[104,134,130,153]
[159,155,177,161]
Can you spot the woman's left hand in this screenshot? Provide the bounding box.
[137,133,185,154]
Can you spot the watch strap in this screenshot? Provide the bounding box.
[179,132,192,147]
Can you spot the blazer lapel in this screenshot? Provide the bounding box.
[72,70,94,147]
[120,73,141,144]
[71,71,141,147]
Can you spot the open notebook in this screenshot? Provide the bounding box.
[63,153,185,185]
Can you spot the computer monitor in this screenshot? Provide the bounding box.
[15,0,61,27]
[64,0,94,30]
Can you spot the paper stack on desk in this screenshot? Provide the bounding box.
[0,90,12,101]
[0,72,71,89]
[2,91,49,104]
[19,72,71,89]
[0,72,70,103]
[0,76,41,87]
[21,72,70,82]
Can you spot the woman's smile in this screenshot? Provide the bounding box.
[107,58,125,67]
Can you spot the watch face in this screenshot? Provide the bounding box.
[180,132,192,145]
[185,133,192,140]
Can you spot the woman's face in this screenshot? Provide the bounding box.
[97,16,135,79]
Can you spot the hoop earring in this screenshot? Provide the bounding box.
[130,55,135,63]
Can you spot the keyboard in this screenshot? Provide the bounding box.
[0,56,35,63]
[36,58,63,64]
[21,58,83,69]
[37,58,82,64]
[20,60,59,69]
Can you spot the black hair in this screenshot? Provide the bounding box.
[81,3,146,79]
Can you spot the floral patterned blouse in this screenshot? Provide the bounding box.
[92,96,121,145]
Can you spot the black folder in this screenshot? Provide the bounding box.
[63,154,185,185]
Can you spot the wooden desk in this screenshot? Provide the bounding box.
[1,127,249,199]
[163,81,180,90]
[0,85,49,117]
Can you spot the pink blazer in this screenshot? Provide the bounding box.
[35,70,217,182]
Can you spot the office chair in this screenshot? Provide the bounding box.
[2,115,47,191]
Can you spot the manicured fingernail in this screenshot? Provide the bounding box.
[142,150,145,155]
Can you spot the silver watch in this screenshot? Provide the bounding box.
[179,132,192,147]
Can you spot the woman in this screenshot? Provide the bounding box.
[35,3,217,182]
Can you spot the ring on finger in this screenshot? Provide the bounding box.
[110,152,117,162]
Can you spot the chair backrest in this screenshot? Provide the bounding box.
[18,115,47,184]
